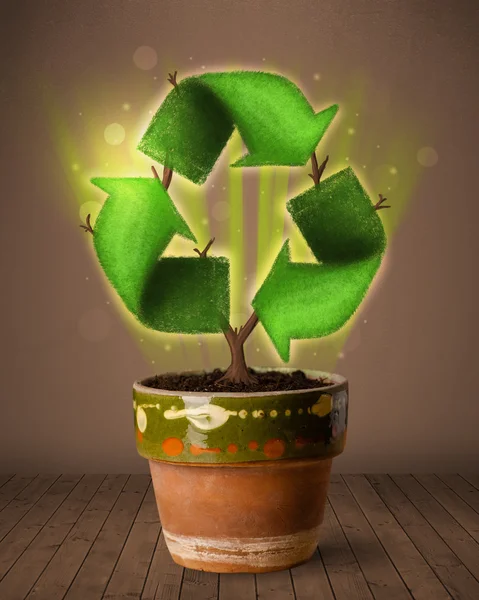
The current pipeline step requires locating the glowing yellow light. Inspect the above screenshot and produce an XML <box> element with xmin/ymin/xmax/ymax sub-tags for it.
<box><xmin>348</xmin><ymin>128</ymin><xmax>355</xmax><ymax>135</ymax></box>
<box><xmin>389</xmin><ymin>166</ymin><xmax>398</xmax><ymax>175</ymax></box>
<box><xmin>104</xmin><ymin>123</ymin><xmax>125</xmax><ymax>145</ymax></box>
<box><xmin>164</xmin><ymin>344</ymin><xmax>172</xmax><ymax>351</ymax></box>
<box><xmin>122</xmin><ymin>103</ymin><xmax>131</xmax><ymax>111</ymax></box>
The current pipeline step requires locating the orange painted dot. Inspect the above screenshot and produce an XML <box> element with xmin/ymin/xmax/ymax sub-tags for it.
<box><xmin>136</xmin><ymin>429</ymin><xmax>143</xmax><ymax>443</ymax></box>
<box><xmin>227</xmin><ymin>443</ymin><xmax>238</xmax><ymax>454</ymax></box>
<box><xmin>295</xmin><ymin>436</ymin><xmax>306</xmax><ymax>449</ymax></box>
<box><xmin>162</xmin><ymin>437</ymin><xmax>184</xmax><ymax>456</ymax></box>
<box><xmin>263</xmin><ymin>438</ymin><xmax>286</xmax><ymax>459</ymax></box>
<box><xmin>248</xmin><ymin>440</ymin><xmax>259</xmax><ymax>451</ymax></box>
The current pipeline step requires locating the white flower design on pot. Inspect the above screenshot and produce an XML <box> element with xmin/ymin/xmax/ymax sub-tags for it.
<box><xmin>164</xmin><ymin>404</ymin><xmax>238</xmax><ymax>431</ymax></box>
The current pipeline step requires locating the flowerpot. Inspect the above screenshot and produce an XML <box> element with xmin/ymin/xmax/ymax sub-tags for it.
<box><xmin>133</xmin><ymin>367</ymin><xmax>348</xmax><ymax>573</ymax></box>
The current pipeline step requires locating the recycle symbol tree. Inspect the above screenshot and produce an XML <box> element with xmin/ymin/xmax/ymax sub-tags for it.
<box><xmin>85</xmin><ymin>71</ymin><xmax>389</xmax><ymax>385</ymax></box>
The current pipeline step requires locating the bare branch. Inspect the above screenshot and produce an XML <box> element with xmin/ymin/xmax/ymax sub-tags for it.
<box><xmin>237</xmin><ymin>312</ymin><xmax>259</xmax><ymax>346</ymax></box>
<box><xmin>167</xmin><ymin>70</ymin><xmax>178</xmax><ymax>88</ymax></box>
<box><xmin>193</xmin><ymin>237</ymin><xmax>215</xmax><ymax>258</ymax></box>
<box><xmin>152</xmin><ymin>164</ymin><xmax>173</xmax><ymax>191</ymax></box>
<box><xmin>309</xmin><ymin>154</ymin><xmax>329</xmax><ymax>185</ymax></box>
<box><xmin>374</xmin><ymin>193</ymin><xmax>391</xmax><ymax>211</ymax></box>
<box><xmin>80</xmin><ymin>213</ymin><xmax>94</xmax><ymax>235</ymax></box>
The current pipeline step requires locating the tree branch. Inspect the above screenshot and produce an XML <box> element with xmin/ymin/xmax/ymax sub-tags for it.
<box><xmin>193</xmin><ymin>237</ymin><xmax>215</xmax><ymax>257</ymax></box>
<box><xmin>151</xmin><ymin>165</ymin><xmax>173</xmax><ymax>191</ymax></box>
<box><xmin>374</xmin><ymin>193</ymin><xmax>391</xmax><ymax>211</ymax></box>
<box><xmin>167</xmin><ymin>70</ymin><xmax>178</xmax><ymax>88</ymax></box>
<box><xmin>309</xmin><ymin>154</ymin><xmax>329</xmax><ymax>185</ymax></box>
<box><xmin>237</xmin><ymin>312</ymin><xmax>259</xmax><ymax>345</ymax></box>
<box><xmin>79</xmin><ymin>213</ymin><xmax>94</xmax><ymax>235</ymax></box>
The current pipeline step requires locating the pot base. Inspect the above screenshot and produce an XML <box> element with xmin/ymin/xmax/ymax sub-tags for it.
<box><xmin>164</xmin><ymin>526</ymin><xmax>320</xmax><ymax>573</ymax></box>
<box><xmin>150</xmin><ymin>456</ymin><xmax>333</xmax><ymax>573</ymax></box>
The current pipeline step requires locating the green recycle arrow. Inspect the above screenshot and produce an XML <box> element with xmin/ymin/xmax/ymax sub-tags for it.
<box><xmin>91</xmin><ymin>177</ymin><xmax>230</xmax><ymax>333</ymax></box>
<box><xmin>251</xmin><ymin>167</ymin><xmax>387</xmax><ymax>361</ymax></box>
<box><xmin>138</xmin><ymin>71</ymin><xmax>338</xmax><ymax>185</ymax></box>
<box><xmin>89</xmin><ymin>70</ymin><xmax>387</xmax><ymax>355</ymax></box>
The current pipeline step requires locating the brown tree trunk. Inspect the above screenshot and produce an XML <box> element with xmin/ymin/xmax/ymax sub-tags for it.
<box><xmin>217</xmin><ymin>313</ymin><xmax>259</xmax><ymax>385</ymax></box>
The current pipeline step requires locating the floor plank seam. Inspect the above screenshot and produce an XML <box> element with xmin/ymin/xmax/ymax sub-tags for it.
<box><xmin>61</xmin><ymin>474</ymin><xmax>132</xmax><ymax>600</ymax></box>
<box><xmin>22</xmin><ymin>474</ymin><xmax>108</xmax><ymax>600</ymax></box>
<box><xmin>0</xmin><ymin>474</ymin><xmax>62</xmax><ymax>545</ymax></box>
<box><xmin>340</xmin><ymin>474</ymin><xmax>416</xmax><ymax>599</ymax></box>
<box><xmin>392</xmin><ymin>474</ymin><xmax>479</xmax><ymax>586</ymax></box>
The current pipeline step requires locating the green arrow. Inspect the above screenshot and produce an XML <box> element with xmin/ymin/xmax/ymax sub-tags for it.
<box><xmin>138</xmin><ymin>71</ymin><xmax>338</xmax><ymax>185</ymax></box>
<box><xmin>252</xmin><ymin>167</ymin><xmax>386</xmax><ymax>361</ymax></box>
<box><xmin>92</xmin><ymin>177</ymin><xmax>230</xmax><ymax>333</ymax></box>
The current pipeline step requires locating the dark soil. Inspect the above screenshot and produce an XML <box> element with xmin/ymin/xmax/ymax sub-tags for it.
<box><xmin>144</xmin><ymin>368</ymin><xmax>333</xmax><ymax>393</ymax></box>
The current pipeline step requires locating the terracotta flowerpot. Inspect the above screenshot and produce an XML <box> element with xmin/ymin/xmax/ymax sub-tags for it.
<box><xmin>133</xmin><ymin>367</ymin><xmax>348</xmax><ymax>573</ymax></box>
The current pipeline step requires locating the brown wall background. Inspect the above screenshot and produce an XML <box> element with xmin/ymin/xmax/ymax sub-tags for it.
<box><xmin>1</xmin><ymin>0</ymin><xmax>478</xmax><ymax>473</ymax></box>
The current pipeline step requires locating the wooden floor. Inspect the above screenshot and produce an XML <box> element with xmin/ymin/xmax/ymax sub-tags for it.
<box><xmin>0</xmin><ymin>474</ymin><xmax>479</xmax><ymax>600</ymax></box>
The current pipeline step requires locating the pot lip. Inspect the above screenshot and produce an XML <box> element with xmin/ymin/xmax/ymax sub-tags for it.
<box><xmin>133</xmin><ymin>366</ymin><xmax>347</xmax><ymax>398</ymax></box>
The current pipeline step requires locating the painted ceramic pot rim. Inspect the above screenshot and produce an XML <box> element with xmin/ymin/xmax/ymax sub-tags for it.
<box><xmin>134</xmin><ymin>366</ymin><xmax>347</xmax><ymax>398</ymax></box>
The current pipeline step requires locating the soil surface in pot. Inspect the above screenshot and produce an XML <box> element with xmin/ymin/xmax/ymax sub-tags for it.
<box><xmin>147</xmin><ymin>368</ymin><xmax>332</xmax><ymax>393</ymax></box>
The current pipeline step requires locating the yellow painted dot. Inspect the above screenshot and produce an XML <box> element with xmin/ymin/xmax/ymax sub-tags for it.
<box><xmin>252</xmin><ymin>410</ymin><xmax>265</xmax><ymax>419</ymax></box>
<box><xmin>122</xmin><ymin>103</ymin><xmax>131</xmax><ymax>111</ymax></box>
<box><xmin>270</xmin><ymin>410</ymin><xmax>278</xmax><ymax>418</ymax></box>
<box><xmin>348</xmin><ymin>128</ymin><xmax>355</xmax><ymax>135</ymax></box>
<box><xmin>311</xmin><ymin>394</ymin><xmax>333</xmax><ymax>417</ymax></box>
<box><xmin>239</xmin><ymin>410</ymin><xmax>247</xmax><ymax>419</ymax></box>
<box><xmin>164</xmin><ymin>344</ymin><xmax>171</xmax><ymax>351</ymax></box>
<box><xmin>72</xmin><ymin>163</ymin><xmax>80</xmax><ymax>172</ymax></box>
<box><xmin>285</xmin><ymin>409</ymin><xmax>291</xmax><ymax>416</ymax></box>
<box><xmin>298</xmin><ymin>408</ymin><xmax>304</xmax><ymax>415</ymax></box>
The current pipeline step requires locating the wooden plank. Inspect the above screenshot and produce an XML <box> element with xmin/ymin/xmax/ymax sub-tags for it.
<box><xmin>319</xmin><ymin>502</ymin><xmax>373</xmax><ymax>600</ymax></box>
<box><xmin>63</xmin><ymin>474</ymin><xmax>150</xmax><ymax>600</ymax></box>
<box><xmin>219</xmin><ymin>573</ymin><xmax>256</xmax><ymax>600</ymax></box>
<box><xmin>256</xmin><ymin>569</ymin><xmax>294</xmax><ymax>600</ymax></box>
<box><xmin>0</xmin><ymin>475</ymin><xmax>37</xmax><ymax>512</ymax></box>
<box><xmin>438</xmin><ymin>474</ymin><xmax>479</xmax><ymax>514</ymax></box>
<box><xmin>392</xmin><ymin>475</ymin><xmax>479</xmax><ymax>580</ymax></box>
<box><xmin>343</xmin><ymin>474</ymin><xmax>450</xmax><ymax>600</ymax></box>
<box><xmin>180</xmin><ymin>568</ymin><xmax>218</xmax><ymax>600</ymax></box>
<box><xmin>367</xmin><ymin>474</ymin><xmax>479</xmax><ymax>600</ymax></box>
<box><xmin>328</xmin><ymin>475</ymin><xmax>412</xmax><ymax>599</ymax></box>
<box><xmin>461</xmin><ymin>475</ymin><xmax>479</xmax><ymax>491</ymax></box>
<box><xmin>0</xmin><ymin>474</ymin><xmax>81</xmax><ymax>580</ymax></box>
<box><xmin>0</xmin><ymin>476</ymin><xmax>14</xmax><ymax>489</ymax></box>
<box><xmin>141</xmin><ymin>529</ymin><xmax>184</xmax><ymax>600</ymax></box>
<box><xmin>27</xmin><ymin>474</ymin><xmax>128</xmax><ymax>600</ymax></box>
<box><xmin>0</xmin><ymin>474</ymin><xmax>104</xmax><ymax>600</ymax></box>
<box><xmin>0</xmin><ymin>475</ymin><xmax>59</xmax><ymax>542</ymax></box>
<box><xmin>102</xmin><ymin>483</ymin><xmax>160</xmax><ymax>600</ymax></box>
<box><xmin>415</xmin><ymin>474</ymin><xmax>479</xmax><ymax>543</ymax></box>
<box><xmin>290</xmin><ymin>548</ymin><xmax>335</xmax><ymax>600</ymax></box>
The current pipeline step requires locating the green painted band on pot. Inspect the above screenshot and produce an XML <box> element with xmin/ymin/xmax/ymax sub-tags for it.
<box><xmin>133</xmin><ymin>367</ymin><xmax>348</xmax><ymax>464</ymax></box>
